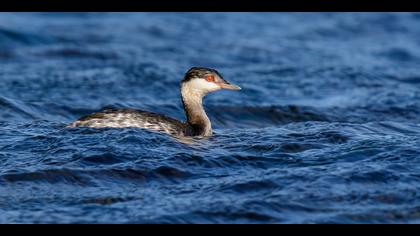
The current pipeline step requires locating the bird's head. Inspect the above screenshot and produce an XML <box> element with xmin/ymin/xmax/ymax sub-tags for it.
<box><xmin>181</xmin><ymin>67</ymin><xmax>241</xmax><ymax>97</ymax></box>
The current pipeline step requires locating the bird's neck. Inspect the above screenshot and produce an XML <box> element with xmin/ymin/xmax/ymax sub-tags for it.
<box><xmin>181</xmin><ymin>84</ymin><xmax>212</xmax><ymax>136</ymax></box>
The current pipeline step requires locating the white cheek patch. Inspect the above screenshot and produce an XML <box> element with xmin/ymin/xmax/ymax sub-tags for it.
<box><xmin>188</xmin><ymin>79</ymin><xmax>220</xmax><ymax>93</ymax></box>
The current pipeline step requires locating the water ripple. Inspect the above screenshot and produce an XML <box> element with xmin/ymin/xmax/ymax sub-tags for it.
<box><xmin>1</xmin><ymin>12</ymin><xmax>420</xmax><ymax>223</ymax></box>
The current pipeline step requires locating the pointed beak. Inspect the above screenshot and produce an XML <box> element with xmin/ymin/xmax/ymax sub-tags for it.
<box><xmin>219</xmin><ymin>82</ymin><xmax>241</xmax><ymax>90</ymax></box>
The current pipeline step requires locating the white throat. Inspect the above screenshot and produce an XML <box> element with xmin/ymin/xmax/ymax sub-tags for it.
<box><xmin>180</xmin><ymin>81</ymin><xmax>213</xmax><ymax>136</ymax></box>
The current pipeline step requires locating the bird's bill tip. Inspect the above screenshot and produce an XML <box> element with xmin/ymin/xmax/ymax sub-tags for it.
<box><xmin>220</xmin><ymin>83</ymin><xmax>241</xmax><ymax>90</ymax></box>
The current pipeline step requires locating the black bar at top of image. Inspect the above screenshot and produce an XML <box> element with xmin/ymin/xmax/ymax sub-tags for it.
<box><xmin>2</xmin><ymin>0</ymin><xmax>420</xmax><ymax>12</ymax></box>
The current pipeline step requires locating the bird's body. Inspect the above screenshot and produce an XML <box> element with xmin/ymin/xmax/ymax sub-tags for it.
<box><xmin>68</xmin><ymin>67</ymin><xmax>241</xmax><ymax>137</ymax></box>
<box><xmin>68</xmin><ymin>108</ymin><xmax>193</xmax><ymax>136</ymax></box>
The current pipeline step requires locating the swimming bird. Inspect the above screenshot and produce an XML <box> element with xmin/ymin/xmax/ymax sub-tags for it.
<box><xmin>67</xmin><ymin>67</ymin><xmax>241</xmax><ymax>137</ymax></box>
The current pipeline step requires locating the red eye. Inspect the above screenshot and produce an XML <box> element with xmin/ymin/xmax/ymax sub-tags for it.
<box><xmin>206</xmin><ymin>75</ymin><xmax>215</xmax><ymax>82</ymax></box>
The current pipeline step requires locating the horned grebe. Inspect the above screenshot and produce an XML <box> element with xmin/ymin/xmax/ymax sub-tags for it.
<box><xmin>67</xmin><ymin>67</ymin><xmax>241</xmax><ymax>137</ymax></box>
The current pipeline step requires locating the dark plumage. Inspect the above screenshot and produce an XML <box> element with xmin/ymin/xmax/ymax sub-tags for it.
<box><xmin>72</xmin><ymin>108</ymin><xmax>193</xmax><ymax>136</ymax></box>
<box><xmin>181</xmin><ymin>67</ymin><xmax>237</xmax><ymax>90</ymax></box>
<box><xmin>182</xmin><ymin>67</ymin><xmax>225</xmax><ymax>83</ymax></box>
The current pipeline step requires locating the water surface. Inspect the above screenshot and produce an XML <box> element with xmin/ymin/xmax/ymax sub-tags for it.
<box><xmin>1</xmin><ymin>13</ymin><xmax>420</xmax><ymax>223</ymax></box>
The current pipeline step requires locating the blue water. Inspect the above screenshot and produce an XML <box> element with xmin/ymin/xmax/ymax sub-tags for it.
<box><xmin>1</xmin><ymin>13</ymin><xmax>420</xmax><ymax>223</ymax></box>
